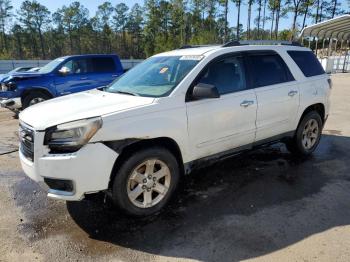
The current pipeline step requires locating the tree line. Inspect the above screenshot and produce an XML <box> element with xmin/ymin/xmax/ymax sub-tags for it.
<box><xmin>0</xmin><ymin>0</ymin><xmax>347</xmax><ymax>60</ymax></box>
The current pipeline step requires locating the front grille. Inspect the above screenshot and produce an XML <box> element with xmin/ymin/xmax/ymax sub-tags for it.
<box><xmin>19</xmin><ymin>123</ymin><xmax>34</xmax><ymax>161</ymax></box>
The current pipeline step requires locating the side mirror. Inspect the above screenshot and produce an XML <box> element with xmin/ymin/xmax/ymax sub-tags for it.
<box><xmin>192</xmin><ymin>83</ymin><xmax>220</xmax><ymax>100</ymax></box>
<box><xmin>58</xmin><ymin>66</ymin><xmax>71</xmax><ymax>76</ymax></box>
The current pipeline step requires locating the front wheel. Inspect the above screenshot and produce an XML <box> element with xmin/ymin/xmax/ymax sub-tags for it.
<box><xmin>22</xmin><ymin>91</ymin><xmax>51</xmax><ymax>109</ymax></box>
<box><xmin>111</xmin><ymin>147</ymin><xmax>180</xmax><ymax>216</ymax></box>
<box><xmin>286</xmin><ymin>111</ymin><xmax>323</xmax><ymax>157</ymax></box>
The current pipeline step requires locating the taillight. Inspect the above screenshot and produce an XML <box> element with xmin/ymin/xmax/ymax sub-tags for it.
<box><xmin>327</xmin><ymin>78</ymin><xmax>332</xmax><ymax>89</ymax></box>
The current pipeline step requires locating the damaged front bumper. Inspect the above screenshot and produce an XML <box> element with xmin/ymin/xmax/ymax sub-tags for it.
<box><xmin>0</xmin><ymin>97</ymin><xmax>22</xmax><ymax>110</ymax></box>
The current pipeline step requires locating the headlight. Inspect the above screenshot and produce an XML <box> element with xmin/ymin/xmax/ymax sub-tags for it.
<box><xmin>1</xmin><ymin>81</ymin><xmax>16</xmax><ymax>91</ymax></box>
<box><xmin>44</xmin><ymin>117</ymin><xmax>102</xmax><ymax>153</ymax></box>
<box><xmin>1</xmin><ymin>83</ymin><xmax>8</xmax><ymax>91</ymax></box>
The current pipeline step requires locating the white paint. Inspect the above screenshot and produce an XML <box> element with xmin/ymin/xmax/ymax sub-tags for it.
<box><xmin>19</xmin><ymin>44</ymin><xmax>331</xmax><ymax>201</ymax></box>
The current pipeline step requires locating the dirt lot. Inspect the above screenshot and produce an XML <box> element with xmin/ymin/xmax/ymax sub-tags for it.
<box><xmin>1</xmin><ymin>74</ymin><xmax>350</xmax><ymax>262</ymax></box>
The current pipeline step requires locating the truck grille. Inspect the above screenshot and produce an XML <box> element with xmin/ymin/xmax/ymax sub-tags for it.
<box><xmin>19</xmin><ymin>123</ymin><xmax>34</xmax><ymax>162</ymax></box>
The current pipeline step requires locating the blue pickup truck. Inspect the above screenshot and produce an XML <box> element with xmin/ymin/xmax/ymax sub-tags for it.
<box><xmin>0</xmin><ymin>54</ymin><xmax>124</xmax><ymax>111</ymax></box>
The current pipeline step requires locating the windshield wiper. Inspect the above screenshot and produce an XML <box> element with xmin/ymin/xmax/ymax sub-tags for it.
<box><xmin>114</xmin><ymin>90</ymin><xmax>139</xmax><ymax>96</ymax></box>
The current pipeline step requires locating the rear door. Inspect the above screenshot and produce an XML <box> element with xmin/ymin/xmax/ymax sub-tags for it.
<box><xmin>88</xmin><ymin>57</ymin><xmax>121</xmax><ymax>87</ymax></box>
<box><xmin>246</xmin><ymin>51</ymin><xmax>300</xmax><ymax>142</ymax></box>
<box><xmin>186</xmin><ymin>53</ymin><xmax>257</xmax><ymax>159</ymax></box>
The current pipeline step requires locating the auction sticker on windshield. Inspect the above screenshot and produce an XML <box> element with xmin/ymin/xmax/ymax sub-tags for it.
<box><xmin>180</xmin><ymin>55</ymin><xmax>204</xmax><ymax>61</ymax></box>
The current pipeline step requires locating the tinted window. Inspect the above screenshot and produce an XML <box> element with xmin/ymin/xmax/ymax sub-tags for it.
<box><xmin>197</xmin><ymin>56</ymin><xmax>246</xmax><ymax>95</ymax></box>
<box><xmin>91</xmin><ymin>57</ymin><xmax>116</xmax><ymax>73</ymax></box>
<box><xmin>287</xmin><ymin>51</ymin><xmax>325</xmax><ymax>77</ymax></box>
<box><xmin>249</xmin><ymin>54</ymin><xmax>294</xmax><ymax>87</ymax></box>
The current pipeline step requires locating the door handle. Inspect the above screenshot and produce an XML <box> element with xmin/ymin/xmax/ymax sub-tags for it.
<box><xmin>80</xmin><ymin>77</ymin><xmax>88</xmax><ymax>80</ymax></box>
<box><xmin>288</xmin><ymin>90</ymin><xmax>298</xmax><ymax>97</ymax></box>
<box><xmin>240</xmin><ymin>100</ymin><xmax>254</xmax><ymax>107</ymax></box>
<box><xmin>112</xmin><ymin>74</ymin><xmax>119</xmax><ymax>77</ymax></box>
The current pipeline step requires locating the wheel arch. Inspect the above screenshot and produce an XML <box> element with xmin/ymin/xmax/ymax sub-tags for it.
<box><xmin>21</xmin><ymin>87</ymin><xmax>54</xmax><ymax>103</ymax></box>
<box><xmin>299</xmin><ymin>103</ymin><xmax>325</xmax><ymax>124</ymax></box>
<box><xmin>105</xmin><ymin>137</ymin><xmax>184</xmax><ymax>189</ymax></box>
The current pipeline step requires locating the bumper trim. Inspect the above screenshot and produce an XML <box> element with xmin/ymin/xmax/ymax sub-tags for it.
<box><xmin>0</xmin><ymin>97</ymin><xmax>22</xmax><ymax>109</ymax></box>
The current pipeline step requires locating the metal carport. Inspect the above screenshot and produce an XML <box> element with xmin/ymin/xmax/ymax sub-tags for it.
<box><xmin>300</xmin><ymin>15</ymin><xmax>350</xmax><ymax>73</ymax></box>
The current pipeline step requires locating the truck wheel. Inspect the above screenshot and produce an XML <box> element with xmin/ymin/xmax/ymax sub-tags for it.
<box><xmin>286</xmin><ymin>111</ymin><xmax>322</xmax><ymax>157</ymax></box>
<box><xmin>22</xmin><ymin>91</ymin><xmax>51</xmax><ymax>109</ymax></box>
<box><xmin>111</xmin><ymin>147</ymin><xmax>180</xmax><ymax>216</ymax></box>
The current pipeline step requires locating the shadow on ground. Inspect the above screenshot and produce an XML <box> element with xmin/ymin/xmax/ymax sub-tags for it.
<box><xmin>8</xmin><ymin>133</ymin><xmax>350</xmax><ymax>261</ymax></box>
<box><xmin>62</xmin><ymin>134</ymin><xmax>350</xmax><ymax>261</ymax></box>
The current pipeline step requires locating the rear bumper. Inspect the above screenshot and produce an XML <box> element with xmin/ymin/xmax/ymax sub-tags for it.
<box><xmin>0</xmin><ymin>97</ymin><xmax>22</xmax><ymax>109</ymax></box>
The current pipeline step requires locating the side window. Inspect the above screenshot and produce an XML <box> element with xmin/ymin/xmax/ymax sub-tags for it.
<box><xmin>197</xmin><ymin>56</ymin><xmax>246</xmax><ymax>95</ymax></box>
<box><xmin>287</xmin><ymin>50</ymin><xmax>325</xmax><ymax>77</ymax></box>
<box><xmin>61</xmin><ymin>59</ymin><xmax>90</xmax><ymax>74</ymax></box>
<box><xmin>91</xmin><ymin>57</ymin><xmax>116</xmax><ymax>73</ymax></box>
<box><xmin>249</xmin><ymin>54</ymin><xmax>294</xmax><ymax>87</ymax></box>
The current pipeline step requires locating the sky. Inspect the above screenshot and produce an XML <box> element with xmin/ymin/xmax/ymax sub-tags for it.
<box><xmin>10</xmin><ymin>0</ymin><xmax>350</xmax><ymax>32</ymax></box>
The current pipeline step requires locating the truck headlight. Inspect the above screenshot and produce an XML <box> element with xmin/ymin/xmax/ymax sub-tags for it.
<box><xmin>1</xmin><ymin>81</ymin><xmax>16</xmax><ymax>91</ymax></box>
<box><xmin>44</xmin><ymin>117</ymin><xmax>102</xmax><ymax>153</ymax></box>
<box><xmin>1</xmin><ymin>83</ymin><xmax>8</xmax><ymax>91</ymax></box>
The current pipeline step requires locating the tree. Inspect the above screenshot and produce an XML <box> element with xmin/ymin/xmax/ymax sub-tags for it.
<box><xmin>0</xmin><ymin>0</ymin><xmax>13</xmax><ymax>53</ymax></box>
<box><xmin>232</xmin><ymin>0</ymin><xmax>243</xmax><ymax>40</ymax></box>
<box><xmin>219</xmin><ymin>0</ymin><xmax>229</xmax><ymax>42</ymax></box>
<box><xmin>290</xmin><ymin>0</ymin><xmax>303</xmax><ymax>39</ymax></box>
<box><xmin>301</xmin><ymin>0</ymin><xmax>314</xmax><ymax>28</ymax></box>
<box><xmin>256</xmin><ymin>0</ymin><xmax>263</xmax><ymax>38</ymax></box>
<box><xmin>94</xmin><ymin>2</ymin><xmax>114</xmax><ymax>53</ymax></box>
<box><xmin>113</xmin><ymin>3</ymin><xmax>129</xmax><ymax>54</ymax></box>
<box><xmin>54</xmin><ymin>2</ymin><xmax>89</xmax><ymax>54</ymax></box>
<box><xmin>18</xmin><ymin>0</ymin><xmax>50</xmax><ymax>59</ymax></box>
<box><xmin>246</xmin><ymin>0</ymin><xmax>255</xmax><ymax>39</ymax></box>
<box><xmin>126</xmin><ymin>3</ymin><xmax>144</xmax><ymax>58</ymax></box>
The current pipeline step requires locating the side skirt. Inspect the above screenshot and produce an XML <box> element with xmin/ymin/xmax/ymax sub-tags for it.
<box><xmin>184</xmin><ymin>131</ymin><xmax>295</xmax><ymax>175</ymax></box>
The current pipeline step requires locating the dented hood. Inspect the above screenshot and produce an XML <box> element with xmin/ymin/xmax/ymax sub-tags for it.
<box><xmin>1</xmin><ymin>72</ymin><xmax>44</xmax><ymax>82</ymax></box>
<box><xmin>19</xmin><ymin>89</ymin><xmax>155</xmax><ymax>130</ymax></box>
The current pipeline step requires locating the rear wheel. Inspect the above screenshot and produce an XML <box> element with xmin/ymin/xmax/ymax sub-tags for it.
<box><xmin>111</xmin><ymin>147</ymin><xmax>180</xmax><ymax>216</ymax></box>
<box><xmin>286</xmin><ymin>111</ymin><xmax>322</xmax><ymax>156</ymax></box>
<box><xmin>22</xmin><ymin>91</ymin><xmax>51</xmax><ymax>109</ymax></box>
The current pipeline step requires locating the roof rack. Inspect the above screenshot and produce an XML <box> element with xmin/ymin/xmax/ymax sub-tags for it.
<box><xmin>222</xmin><ymin>40</ymin><xmax>302</xmax><ymax>47</ymax></box>
<box><xmin>178</xmin><ymin>44</ymin><xmax>217</xmax><ymax>49</ymax></box>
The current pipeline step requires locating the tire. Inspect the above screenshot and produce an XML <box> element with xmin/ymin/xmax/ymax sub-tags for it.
<box><xmin>22</xmin><ymin>91</ymin><xmax>51</xmax><ymax>109</ymax></box>
<box><xmin>286</xmin><ymin>111</ymin><xmax>323</xmax><ymax>157</ymax></box>
<box><xmin>111</xmin><ymin>147</ymin><xmax>180</xmax><ymax>216</ymax></box>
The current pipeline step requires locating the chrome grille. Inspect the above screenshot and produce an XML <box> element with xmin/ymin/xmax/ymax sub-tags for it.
<box><xmin>19</xmin><ymin>123</ymin><xmax>34</xmax><ymax>161</ymax></box>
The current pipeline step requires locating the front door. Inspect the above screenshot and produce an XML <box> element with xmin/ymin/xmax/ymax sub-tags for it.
<box><xmin>186</xmin><ymin>54</ymin><xmax>257</xmax><ymax>160</ymax></box>
<box><xmin>54</xmin><ymin>57</ymin><xmax>96</xmax><ymax>96</ymax></box>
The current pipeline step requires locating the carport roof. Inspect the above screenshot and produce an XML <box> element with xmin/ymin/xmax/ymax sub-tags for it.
<box><xmin>300</xmin><ymin>15</ymin><xmax>350</xmax><ymax>41</ymax></box>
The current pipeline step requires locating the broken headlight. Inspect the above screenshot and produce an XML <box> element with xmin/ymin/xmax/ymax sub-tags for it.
<box><xmin>1</xmin><ymin>81</ymin><xmax>16</xmax><ymax>91</ymax></box>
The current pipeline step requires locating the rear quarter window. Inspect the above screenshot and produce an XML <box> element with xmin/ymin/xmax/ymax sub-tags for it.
<box><xmin>287</xmin><ymin>51</ymin><xmax>325</xmax><ymax>77</ymax></box>
<box><xmin>90</xmin><ymin>57</ymin><xmax>116</xmax><ymax>73</ymax></box>
<box><xmin>248</xmin><ymin>53</ymin><xmax>294</xmax><ymax>88</ymax></box>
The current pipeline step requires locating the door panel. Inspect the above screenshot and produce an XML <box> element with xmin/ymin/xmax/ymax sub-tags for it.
<box><xmin>54</xmin><ymin>58</ymin><xmax>95</xmax><ymax>95</ymax></box>
<box><xmin>186</xmin><ymin>54</ymin><xmax>257</xmax><ymax>160</ymax></box>
<box><xmin>246</xmin><ymin>51</ymin><xmax>300</xmax><ymax>142</ymax></box>
<box><xmin>186</xmin><ymin>90</ymin><xmax>257</xmax><ymax>159</ymax></box>
<box><xmin>254</xmin><ymin>82</ymin><xmax>300</xmax><ymax>141</ymax></box>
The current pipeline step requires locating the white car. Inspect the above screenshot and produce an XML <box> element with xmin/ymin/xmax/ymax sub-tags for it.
<box><xmin>19</xmin><ymin>41</ymin><xmax>331</xmax><ymax>216</ymax></box>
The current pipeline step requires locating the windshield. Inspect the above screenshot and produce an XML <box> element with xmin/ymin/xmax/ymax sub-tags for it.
<box><xmin>105</xmin><ymin>56</ymin><xmax>201</xmax><ymax>97</ymax></box>
<box><xmin>38</xmin><ymin>57</ymin><xmax>65</xmax><ymax>73</ymax></box>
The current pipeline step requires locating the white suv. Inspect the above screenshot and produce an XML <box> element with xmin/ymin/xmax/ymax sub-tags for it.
<box><xmin>19</xmin><ymin>41</ymin><xmax>331</xmax><ymax>216</ymax></box>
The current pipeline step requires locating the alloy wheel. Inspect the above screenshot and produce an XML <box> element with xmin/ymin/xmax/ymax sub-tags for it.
<box><xmin>127</xmin><ymin>159</ymin><xmax>171</xmax><ymax>208</ymax></box>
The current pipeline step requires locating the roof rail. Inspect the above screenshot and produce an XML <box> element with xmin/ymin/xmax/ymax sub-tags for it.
<box><xmin>178</xmin><ymin>44</ymin><xmax>217</xmax><ymax>49</ymax></box>
<box><xmin>222</xmin><ymin>40</ymin><xmax>302</xmax><ymax>47</ymax></box>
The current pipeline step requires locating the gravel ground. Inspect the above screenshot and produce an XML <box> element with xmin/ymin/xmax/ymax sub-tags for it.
<box><xmin>1</xmin><ymin>74</ymin><xmax>350</xmax><ymax>262</ymax></box>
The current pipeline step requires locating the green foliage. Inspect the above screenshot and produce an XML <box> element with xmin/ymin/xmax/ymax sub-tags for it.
<box><xmin>1</xmin><ymin>0</ymin><xmax>347</xmax><ymax>60</ymax></box>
